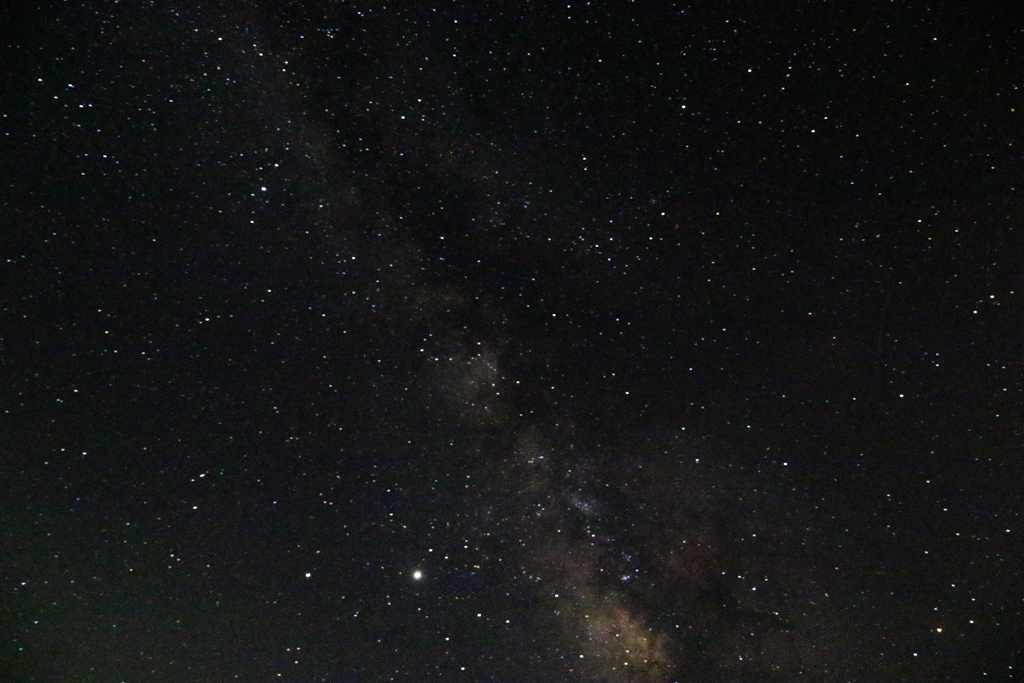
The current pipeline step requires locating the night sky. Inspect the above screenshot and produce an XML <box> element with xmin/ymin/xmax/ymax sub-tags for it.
<box><xmin>2</xmin><ymin>2</ymin><xmax>1023</xmax><ymax>681</ymax></box>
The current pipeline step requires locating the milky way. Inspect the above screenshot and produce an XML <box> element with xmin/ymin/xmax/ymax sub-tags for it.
<box><xmin>4</xmin><ymin>2</ymin><xmax>1020</xmax><ymax>681</ymax></box>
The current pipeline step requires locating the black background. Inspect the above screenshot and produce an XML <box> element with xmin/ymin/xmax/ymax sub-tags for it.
<box><xmin>2</xmin><ymin>2</ymin><xmax>1022</xmax><ymax>681</ymax></box>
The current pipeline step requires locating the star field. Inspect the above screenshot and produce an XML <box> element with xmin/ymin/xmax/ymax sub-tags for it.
<box><xmin>2</xmin><ymin>2</ymin><xmax>1022</xmax><ymax>681</ymax></box>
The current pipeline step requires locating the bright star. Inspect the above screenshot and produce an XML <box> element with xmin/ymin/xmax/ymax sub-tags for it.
<box><xmin>412</xmin><ymin>570</ymin><xmax>423</xmax><ymax>580</ymax></box>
